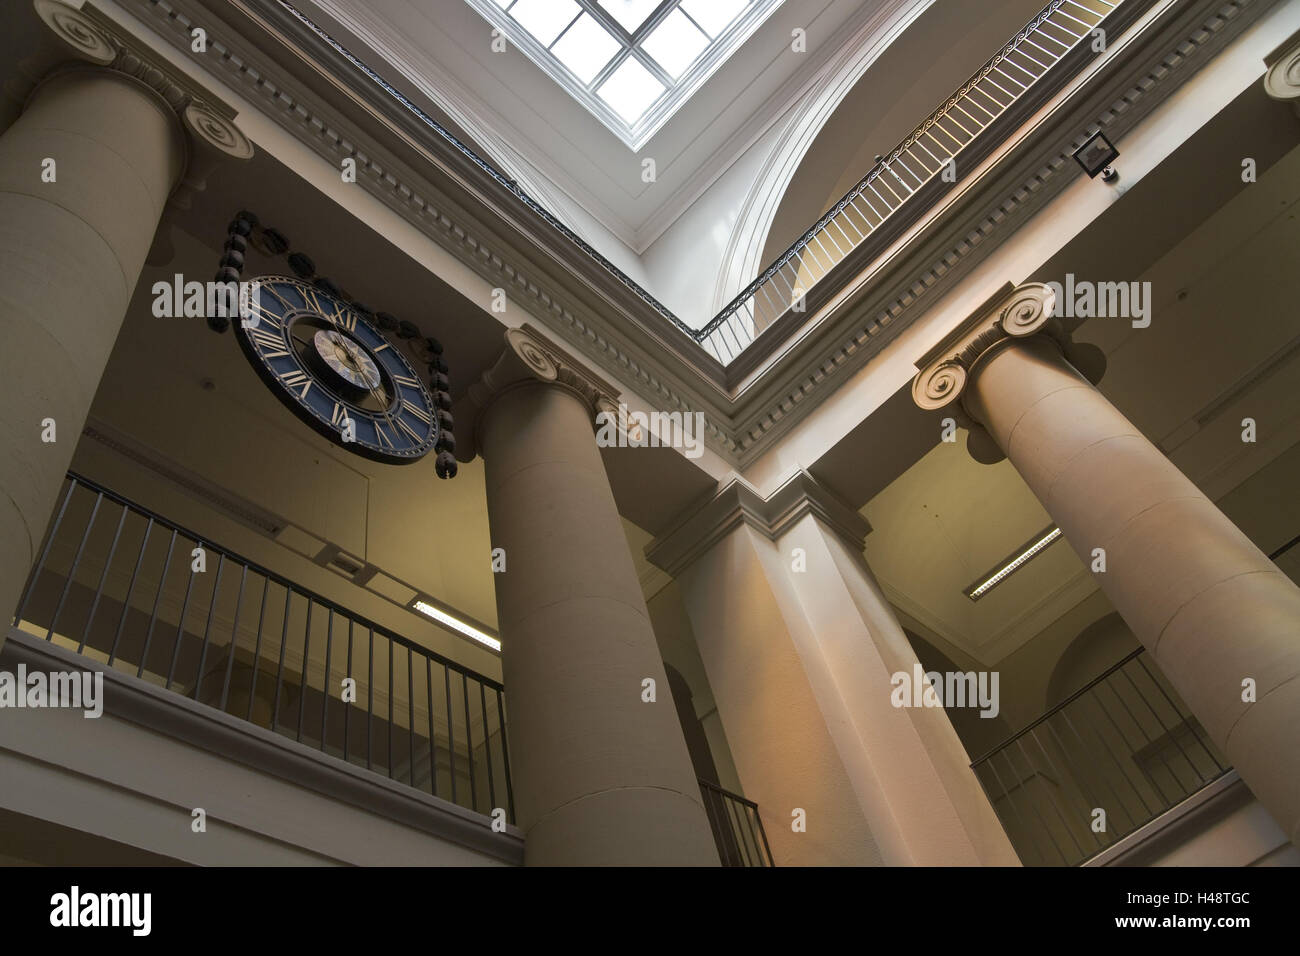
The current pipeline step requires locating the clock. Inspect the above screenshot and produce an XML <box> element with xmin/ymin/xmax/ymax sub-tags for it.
<box><xmin>234</xmin><ymin>275</ymin><xmax>439</xmax><ymax>464</ymax></box>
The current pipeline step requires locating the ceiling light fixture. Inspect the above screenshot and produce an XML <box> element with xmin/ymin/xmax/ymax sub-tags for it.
<box><xmin>964</xmin><ymin>525</ymin><xmax>1063</xmax><ymax>602</ymax></box>
<box><xmin>412</xmin><ymin>599</ymin><xmax>502</xmax><ymax>652</ymax></box>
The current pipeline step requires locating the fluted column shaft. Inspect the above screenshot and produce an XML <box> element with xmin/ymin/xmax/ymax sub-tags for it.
<box><xmin>0</xmin><ymin>65</ymin><xmax>185</xmax><ymax>632</ymax></box>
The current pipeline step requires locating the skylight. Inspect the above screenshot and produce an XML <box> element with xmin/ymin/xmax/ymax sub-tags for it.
<box><xmin>466</xmin><ymin>0</ymin><xmax>785</xmax><ymax>149</ymax></box>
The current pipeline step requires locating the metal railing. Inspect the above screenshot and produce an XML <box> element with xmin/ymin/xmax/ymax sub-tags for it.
<box><xmin>699</xmin><ymin>778</ymin><xmax>774</xmax><ymax>867</ymax></box>
<box><xmin>970</xmin><ymin>649</ymin><xmax>1229</xmax><ymax>866</ymax></box>
<box><xmin>278</xmin><ymin>0</ymin><xmax>1130</xmax><ymax>366</ymax></box>
<box><xmin>697</xmin><ymin>0</ymin><xmax>1123</xmax><ymax>362</ymax></box>
<box><xmin>12</xmin><ymin>473</ymin><xmax>514</xmax><ymax>823</ymax></box>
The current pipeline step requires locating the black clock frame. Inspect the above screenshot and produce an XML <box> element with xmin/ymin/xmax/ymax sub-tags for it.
<box><xmin>232</xmin><ymin>275</ymin><xmax>440</xmax><ymax>465</ymax></box>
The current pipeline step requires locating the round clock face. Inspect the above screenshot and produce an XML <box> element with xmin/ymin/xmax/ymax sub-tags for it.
<box><xmin>234</xmin><ymin>276</ymin><xmax>438</xmax><ymax>464</ymax></box>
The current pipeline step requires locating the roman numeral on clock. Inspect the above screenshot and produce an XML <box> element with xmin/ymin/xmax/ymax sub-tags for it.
<box><xmin>332</xmin><ymin>306</ymin><xmax>357</xmax><ymax>332</ymax></box>
<box><xmin>279</xmin><ymin>369</ymin><xmax>312</xmax><ymax>399</ymax></box>
<box><xmin>394</xmin><ymin>415</ymin><xmax>424</xmax><ymax>444</ymax></box>
<box><xmin>250</xmin><ymin>328</ymin><xmax>290</xmax><ymax>358</ymax></box>
<box><xmin>401</xmin><ymin>399</ymin><xmax>432</xmax><ymax>424</ymax></box>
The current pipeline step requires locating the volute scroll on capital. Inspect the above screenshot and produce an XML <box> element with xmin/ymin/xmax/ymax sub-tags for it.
<box><xmin>32</xmin><ymin>0</ymin><xmax>253</xmax><ymax>205</ymax></box>
<box><xmin>911</xmin><ymin>282</ymin><xmax>1106</xmax><ymax>465</ymax></box>
<box><xmin>457</xmin><ymin>325</ymin><xmax>624</xmax><ymax>463</ymax></box>
<box><xmin>911</xmin><ymin>283</ymin><xmax>1060</xmax><ymax>413</ymax></box>
<box><xmin>1263</xmin><ymin>31</ymin><xmax>1300</xmax><ymax>115</ymax></box>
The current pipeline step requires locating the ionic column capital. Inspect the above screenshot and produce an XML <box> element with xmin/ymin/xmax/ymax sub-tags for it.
<box><xmin>1264</xmin><ymin>30</ymin><xmax>1300</xmax><ymax>116</ymax></box>
<box><xmin>911</xmin><ymin>281</ymin><xmax>1106</xmax><ymax>463</ymax></box>
<box><xmin>911</xmin><ymin>282</ymin><xmax>1060</xmax><ymax>413</ymax></box>
<box><xmin>457</xmin><ymin>324</ymin><xmax>622</xmax><ymax>461</ymax></box>
<box><xmin>33</xmin><ymin>0</ymin><xmax>253</xmax><ymax>204</ymax></box>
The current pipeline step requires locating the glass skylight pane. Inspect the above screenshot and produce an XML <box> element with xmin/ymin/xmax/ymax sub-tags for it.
<box><xmin>552</xmin><ymin>14</ymin><xmax>621</xmax><ymax>84</ymax></box>
<box><xmin>680</xmin><ymin>0</ymin><xmax>749</xmax><ymax>38</ymax></box>
<box><xmin>598</xmin><ymin>0</ymin><xmax>661</xmax><ymax>34</ymax></box>
<box><xmin>510</xmin><ymin>0</ymin><xmax>580</xmax><ymax>46</ymax></box>
<box><xmin>642</xmin><ymin>9</ymin><xmax>709</xmax><ymax>78</ymax></box>
<box><xmin>597</xmin><ymin>57</ymin><xmax>665</xmax><ymax>122</ymax></box>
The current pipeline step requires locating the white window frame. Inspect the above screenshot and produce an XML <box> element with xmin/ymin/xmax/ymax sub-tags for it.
<box><xmin>465</xmin><ymin>0</ymin><xmax>785</xmax><ymax>150</ymax></box>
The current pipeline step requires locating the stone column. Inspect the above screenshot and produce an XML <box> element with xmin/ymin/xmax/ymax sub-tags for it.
<box><xmin>913</xmin><ymin>282</ymin><xmax>1300</xmax><ymax>845</ymax></box>
<box><xmin>459</xmin><ymin>326</ymin><xmax>718</xmax><ymax>866</ymax></box>
<box><xmin>1</xmin><ymin>3</ymin><xmax>252</xmax><ymax>642</ymax></box>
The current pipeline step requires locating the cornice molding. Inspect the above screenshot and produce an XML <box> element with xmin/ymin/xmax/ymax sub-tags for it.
<box><xmin>645</xmin><ymin>469</ymin><xmax>870</xmax><ymax>579</ymax></box>
<box><xmin>112</xmin><ymin>0</ymin><xmax>1270</xmax><ymax>469</ymax></box>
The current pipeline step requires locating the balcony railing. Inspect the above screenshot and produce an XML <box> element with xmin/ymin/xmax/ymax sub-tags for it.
<box><xmin>13</xmin><ymin>473</ymin><xmax>514</xmax><ymax>824</ymax></box>
<box><xmin>277</xmin><ymin>0</ymin><xmax>1132</xmax><ymax>366</ymax></box>
<box><xmin>970</xmin><ymin>649</ymin><xmax>1230</xmax><ymax>866</ymax></box>
<box><xmin>699</xmin><ymin>778</ymin><xmax>774</xmax><ymax>867</ymax></box>
<box><xmin>697</xmin><ymin>0</ymin><xmax>1125</xmax><ymax>363</ymax></box>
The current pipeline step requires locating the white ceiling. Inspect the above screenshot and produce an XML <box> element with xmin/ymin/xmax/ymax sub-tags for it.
<box><xmin>303</xmin><ymin>0</ymin><xmax>927</xmax><ymax>253</ymax></box>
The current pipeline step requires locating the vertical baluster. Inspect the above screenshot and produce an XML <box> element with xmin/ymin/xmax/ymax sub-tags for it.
<box><xmin>753</xmin><ymin>804</ymin><xmax>775</xmax><ymax>866</ymax></box>
<box><xmin>136</xmin><ymin>529</ymin><xmax>178</xmax><ymax>679</ymax></box>
<box><xmin>270</xmin><ymin>586</ymin><xmax>292</xmax><ymax>732</ymax></box>
<box><xmin>344</xmin><ymin>620</ymin><xmax>354</xmax><ymax>763</ymax></box>
<box><xmin>495</xmin><ymin>687</ymin><xmax>514</xmax><ymax>823</ymax></box>
<box><xmin>407</xmin><ymin>645</ymin><xmax>415</xmax><ymax>786</ymax></box>
<box><xmin>79</xmin><ymin>501</ymin><xmax>128</xmax><ymax>655</ymax></box>
<box><xmin>461</xmin><ymin>671</ymin><xmax>477</xmax><ymax>811</ymax></box>
<box><xmin>479</xmin><ymin>680</ymin><xmax>496</xmax><ymax>814</ymax></box>
<box><xmin>445</xmin><ymin>664</ymin><xmax>458</xmax><ymax>805</ymax></box>
<box><xmin>48</xmin><ymin>490</ymin><xmax>103</xmax><ymax>643</ymax></box>
<box><xmin>296</xmin><ymin>598</ymin><xmax>313</xmax><ymax>742</ymax></box>
<box><xmin>426</xmin><ymin>656</ymin><xmax>438</xmax><ymax>798</ymax></box>
<box><xmin>245</xmin><ymin>576</ymin><xmax>271</xmax><ymax>722</ymax></box>
<box><xmin>217</xmin><ymin>564</ymin><xmax>248</xmax><ymax>710</ymax></box>
<box><xmin>387</xmin><ymin>637</ymin><xmax>394</xmax><ymax>779</ymax></box>
<box><xmin>165</xmin><ymin>538</ymin><xmax>204</xmax><ymax>689</ymax></box>
<box><xmin>186</xmin><ymin>552</ymin><xmax>227</xmax><ymax>697</ymax></box>
<box><xmin>367</xmin><ymin>625</ymin><xmax>375</xmax><ymax>771</ymax></box>
<box><xmin>725</xmin><ymin>797</ymin><xmax>754</xmax><ymax>866</ymax></box>
<box><xmin>321</xmin><ymin>608</ymin><xmax>333</xmax><ymax>752</ymax></box>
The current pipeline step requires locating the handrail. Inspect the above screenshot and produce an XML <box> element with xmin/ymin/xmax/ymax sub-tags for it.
<box><xmin>700</xmin><ymin>1</ymin><xmax>1115</xmax><ymax>332</ymax></box>
<box><xmin>699</xmin><ymin>778</ymin><xmax>775</xmax><ymax>867</ymax></box>
<box><xmin>272</xmin><ymin>0</ymin><xmax>1132</xmax><ymax>365</ymax></box>
<box><xmin>56</xmin><ymin>471</ymin><xmax>500</xmax><ymax>688</ymax></box>
<box><xmin>972</xmin><ymin>530</ymin><xmax>1298</xmax><ymax>766</ymax></box>
<box><xmin>968</xmin><ymin>647</ymin><xmax>1229</xmax><ymax>866</ymax></box>
<box><xmin>968</xmin><ymin>646</ymin><xmax>1145</xmax><ymax>766</ymax></box>
<box><xmin>13</xmin><ymin>472</ymin><xmax>514</xmax><ymax>821</ymax></box>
